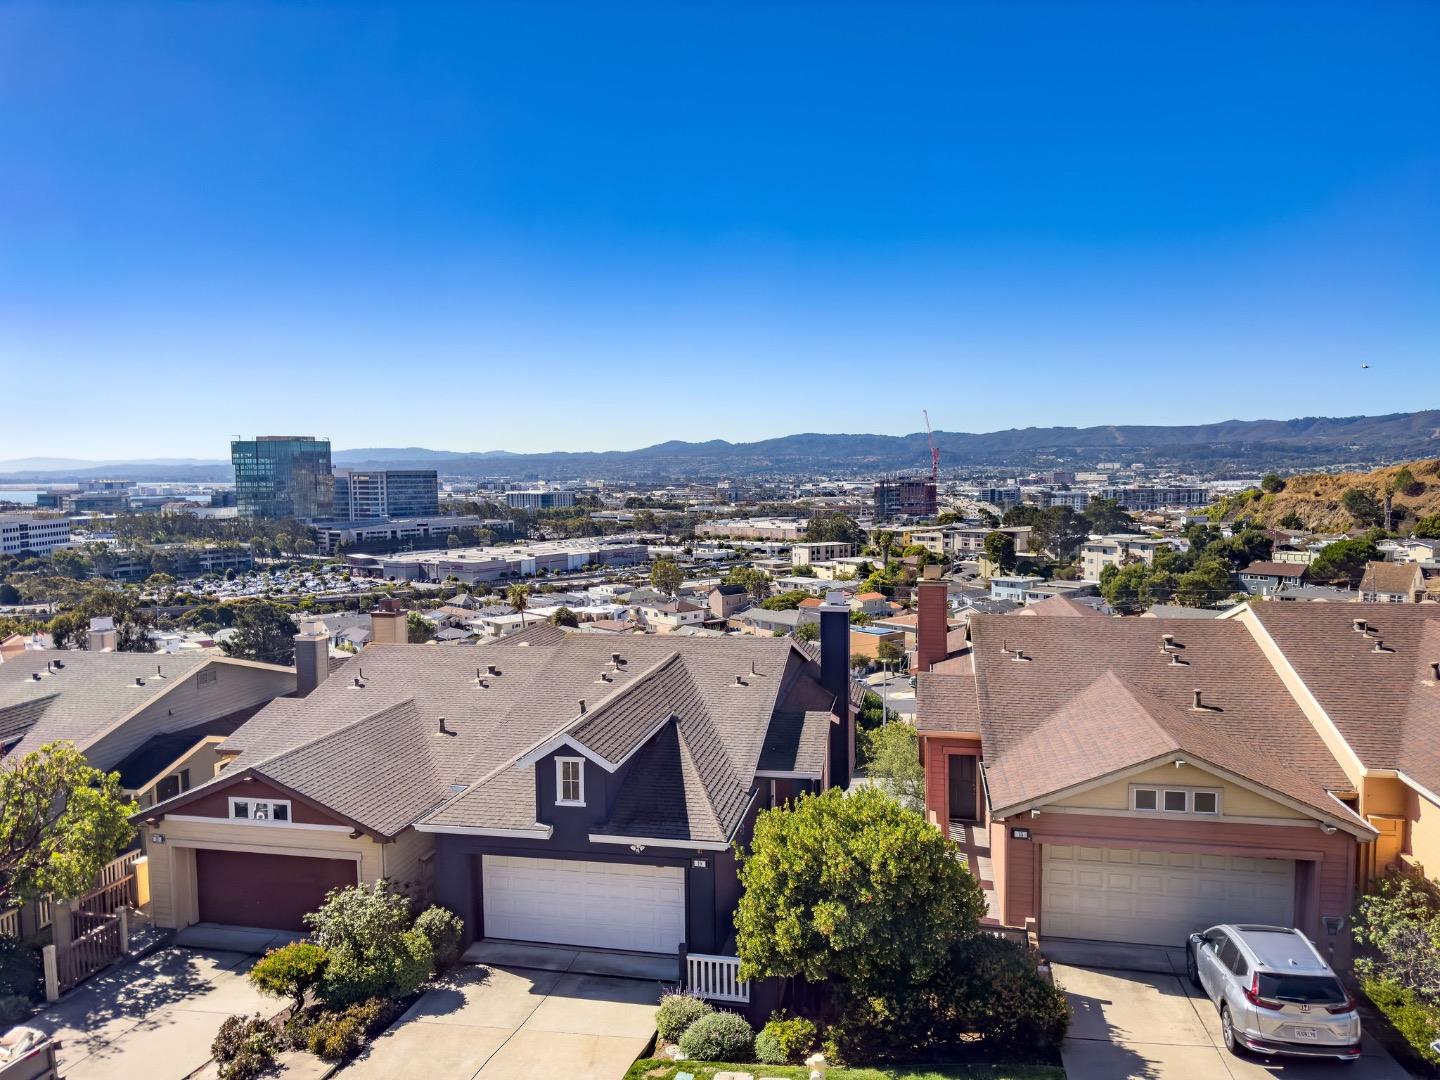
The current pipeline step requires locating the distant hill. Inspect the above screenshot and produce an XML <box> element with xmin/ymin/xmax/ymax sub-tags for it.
<box><xmin>4</xmin><ymin>410</ymin><xmax>1437</xmax><ymax>483</ymax></box>
<box><xmin>332</xmin><ymin>410</ymin><xmax>1440</xmax><ymax>478</ymax></box>
<box><xmin>1213</xmin><ymin>458</ymin><xmax>1440</xmax><ymax>532</ymax></box>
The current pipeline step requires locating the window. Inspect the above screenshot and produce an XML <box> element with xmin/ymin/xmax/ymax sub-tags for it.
<box><xmin>1131</xmin><ymin>784</ymin><xmax>1222</xmax><ymax>816</ymax></box>
<box><xmin>229</xmin><ymin>797</ymin><xmax>291</xmax><ymax>823</ymax></box>
<box><xmin>556</xmin><ymin>758</ymin><xmax>585</xmax><ymax>806</ymax></box>
<box><xmin>197</xmin><ymin>668</ymin><xmax>217</xmax><ymax>688</ymax></box>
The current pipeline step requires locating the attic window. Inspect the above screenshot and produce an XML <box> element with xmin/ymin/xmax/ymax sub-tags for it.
<box><xmin>230</xmin><ymin>797</ymin><xmax>291</xmax><ymax>824</ymax></box>
<box><xmin>556</xmin><ymin>758</ymin><xmax>585</xmax><ymax>807</ymax></box>
<box><xmin>197</xmin><ymin>668</ymin><xmax>218</xmax><ymax>688</ymax></box>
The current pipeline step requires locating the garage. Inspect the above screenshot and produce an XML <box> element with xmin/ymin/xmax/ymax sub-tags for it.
<box><xmin>1041</xmin><ymin>845</ymin><xmax>1295</xmax><ymax>946</ymax></box>
<box><xmin>196</xmin><ymin>849</ymin><xmax>358</xmax><ymax>931</ymax></box>
<box><xmin>482</xmin><ymin>854</ymin><xmax>685</xmax><ymax>954</ymax></box>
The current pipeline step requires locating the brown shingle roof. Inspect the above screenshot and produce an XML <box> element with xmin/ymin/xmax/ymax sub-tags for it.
<box><xmin>1240</xmin><ymin>561</ymin><xmax>1307</xmax><ymax>579</ymax></box>
<box><xmin>1359</xmin><ymin>561</ymin><xmax>1423</xmax><ymax>597</ymax></box>
<box><xmin>916</xmin><ymin>671</ymin><xmax>980</xmax><ymax>732</ymax></box>
<box><xmin>1013</xmin><ymin>595</ymin><xmax>1106</xmax><ymax>618</ymax></box>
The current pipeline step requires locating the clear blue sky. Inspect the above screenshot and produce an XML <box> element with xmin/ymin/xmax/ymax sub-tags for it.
<box><xmin>1</xmin><ymin>1</ymin><xmax>1435</xmax><ymax>460</ymax></box>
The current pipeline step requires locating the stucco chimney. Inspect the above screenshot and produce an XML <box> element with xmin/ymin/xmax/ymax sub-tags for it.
<box><xmin>86</xmin><ymin>616</ymin><xmax>117</xmax><ymax>652</ymax></box>
<box><xmin>370</xmin><ymin>599</ymin><xmax>407</xmax><ymax>646</ymax></box>
<box><xmin>915</xmin><ymin>565</ymin><xmax>948</xmax><ymax>673</ymax></box>
<box><xmin>294</xmin><ymin>617</ymin><xmax>330</xmax><ymax>697</ymax></box>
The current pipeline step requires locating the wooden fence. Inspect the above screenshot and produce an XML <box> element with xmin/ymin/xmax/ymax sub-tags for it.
<box><xmin>0</xmin><ymin>908</ymin><xmax>19</xmax><ymax>939</ymax></box>
<box><xmin>77</xmin><ymin>875</ymin><xmax>137</xmax><ymax>916</ymax></box>
<box><xmin>686</xmin><ymin>952</ymin><xmax>750</xmax><ymax>1004</ymax></box>
<box><xmin>52</xmin><ymin>912</ymin><xmax>123</xmax><ymax>996</ymax></box>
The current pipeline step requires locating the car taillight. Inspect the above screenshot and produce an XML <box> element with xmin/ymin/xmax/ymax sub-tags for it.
<box><xmin>1245</xmin><ymin>974</ymin><xmax>1284</xmax><ymax>1010</ymax></box>
<box><xmin>1327</xmin><ymin>993</ymin><xmax>1358</xmax><ymax>1015</ymax></box>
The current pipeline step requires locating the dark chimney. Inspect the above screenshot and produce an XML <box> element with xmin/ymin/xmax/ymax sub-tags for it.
<box><xmin>294</xmin><ymin>617</ymin><xmax>331</xmax><ymax>698</ymax></box>
<box><xmin>819</xmin><ymin>590</ymin><xmax>853</xmax><ymax>788</ymax></box>
<box><xmin>915</xmin><ymin>564</ymin><xmax>948</xmax><ymax>673</ymax></box>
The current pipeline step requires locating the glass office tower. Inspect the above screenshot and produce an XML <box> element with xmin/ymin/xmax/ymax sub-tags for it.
<box><xmin>231</xmin><ymin>436</ymin><xmax>335</xmax><ymax>520</ymax></box>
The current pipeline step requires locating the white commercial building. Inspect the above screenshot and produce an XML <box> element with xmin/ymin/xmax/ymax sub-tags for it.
<box><xmin>0</xmin><ymin>514</ymin><xmax>74</xmax><ymax>556</ymax></box>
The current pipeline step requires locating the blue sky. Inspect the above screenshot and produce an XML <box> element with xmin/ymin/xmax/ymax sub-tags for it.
<box><xmin>1</xmin><ymin>1</ymin><xmax>1435</xmax><ymax>460</ymax></box>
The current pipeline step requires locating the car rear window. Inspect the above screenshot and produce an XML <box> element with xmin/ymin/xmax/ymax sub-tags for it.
<box><xmin>1255</xmin><ymin>974</ymin><xmax>1347</xmax><ymax>1005</ymax></box>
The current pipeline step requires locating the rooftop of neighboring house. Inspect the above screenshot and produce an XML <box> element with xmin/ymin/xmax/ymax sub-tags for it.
<box><xmin>1359</xmin><ymin>560</ymin><xmax>1424</xmax><ymax>595</ymax></box>
<box><xmin>1013</xmin><ymin>595</ymin><xmax>1107</xmax><ymax>618</ymax></box>
<box><xmin>1240</xmin><ymin>561</ymin><xmax>1308</xmax><ymax>578</ymax></box>
<box><xmin>0</xmin><ymin>651</ymin><xmax>280</xmax><ymax>758</ymax></box>
<box><xmin>150</xmin><ymin>631</ymin><xmax>840</xmax><ymax>846</ymax></box>
<box><xmin>1246</xmin><ymin>604</ymin><xmax>1440</xmax><ymax>792</ymax></box>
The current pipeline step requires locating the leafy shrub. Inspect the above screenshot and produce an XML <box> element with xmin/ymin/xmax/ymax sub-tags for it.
<box><xmin>0</xmin><ymin>940</ymin><xmax>42</xmax><ymax>1001</ymax></box>
<box><xmin>1362</xmin><ymin>977</ymin><xmax>1440</xmax><ymax>1065</ymax></box>
<box><xmin>0</xmin><ymin>994</ymin><xmax>31</xmax><ymax>1027</ymax></box>
<box><xmin>656</xmin><ymin>991</ymin><xmax>712</xmax><ymax>1042</ymax></box>
<box><xmin>249</xmin><ymin>941</ymin><xmax>328</xmax><ymax>1008</ymax></box>
<box><xmin>755</xmin><ymin>1012</ymin><xmax>816</xmax><ymax>1064</ymax></box>
<box><xmin>212</xmin><ymin>1015</ymin><xmax>279</xmax><ymax>1080</ymax></box>
<box><xmin>678</xmin><ymin>1009</ymin><xmax>754</xmax><ymax>1062</ymax></box>
<box><xmin>306</xmin><ymin>883</ymin><xmax>435</xmax><ymax>1006</ymax></box>
<box><xmin>306</xmin><ymin>1010</ymin><xmax>366</xmax><ymax>1061</ymax></box>
<box><xmin>826</xmin><ymin>935</ymin><xmax>1069</xmax><ymax>1064</ymax></box>
<box><xmin>414</xmin><ymin>906</ymin><xmax>465</xmax><ymax>968</ymax></box>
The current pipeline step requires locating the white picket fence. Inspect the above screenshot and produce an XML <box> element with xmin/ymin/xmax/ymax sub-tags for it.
<box><xmin>686</xmin><ymin>952</ymin><xmax>749</xmax><ymax>1004</ymax></box>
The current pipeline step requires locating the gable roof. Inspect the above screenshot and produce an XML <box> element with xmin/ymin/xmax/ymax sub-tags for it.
<box><xmin>1360</xmin><ymin>561</ymin><xmax>1424</xmax><ymax>595</ymax></box>
<box><xmin>1241</xmin><ymin>561</ymin><xmax>1307</xmax><ymax>579</ymax></box>
<box><xmin>982</xmin><ymin>671</ymin><xmax>1368</xmax><ymax>834</ymax></box>
<box><xmin>962</xmin><ymin>614</ymin><xmax>1353</xmax><ymax>808</ymax></box>
<box><xmin>1013</xmin><ymin>595</ymin><xmax>1105</xmax><ymax>618</ymax></box>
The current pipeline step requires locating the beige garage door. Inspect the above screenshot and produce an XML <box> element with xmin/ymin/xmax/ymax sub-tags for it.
<box><xmin>1042</xmin><ymin>845</ymin><xmax>1295</xmax><ymax>946</ymax></box>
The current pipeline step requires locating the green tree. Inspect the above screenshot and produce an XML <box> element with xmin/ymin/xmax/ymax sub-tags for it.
<box><xmin>804</xmin><ymin>512</ymin><xmax>866</xmax><ymax>549</ymax></box>
<box><xmin>48</xmin><ymin>584</ymin><xmax>157</xmax><ymax>652</ymax></box>
<box><xmin>735</xmin><ymin>787</ymin><xmax>986</xmax><ymax>991</ymax></box>
<box><xmin>975</xmin><ymin>508</ymin><xmax>1000</xmax><ymax>529</ymax></box>
<box><xmin>0</xmin><ymin>743</ymin><xmax>136</xmax><ymax>907</ymax></box>
<box><xmin>792</xmin><ymin>621</ymin><xmax>819</xmax><ymax>643</ymax></box>
<box><xmin>1341</xmin><ymin>488</ymin><xmax>1384</xmax><ymax>528</ymax></box>
<box><xmin>1414</xmin><ymin>514</ymin><xmax>1440</xmax><ymax>540</ymax></box>
<box><xmin>722</xmin><ymin>566</ymin><xmax>772</xmax><ymax>600</ymax></box>
<box><xmin>1082</xmin><ymin>497</ymin><xmax>1133</xmax><ymax>534</ymax></box>
<box><xmin>1278</xmin><ymin>511</ymin><xmax>1305</xmax><ymax>530</ymax></box>
<box><xmin>860</xmin><ymin>722</ymin><xmax>924</xmax><ymax>812</ymax></box>
<box><xmin>1391</xmin><ymin>467</ymin><xmax>1420</xmax><ymax>497</ymax></box>
<box><xmin>549</xmin><ymin>606</ymin><xmax>578</xmax><ymax>628</ymax></box>
<box><xmin>760</xmin><ymin>590</ymin><xmax>809</xmax><ymax>611</ymax></box>
<box><xmin>0</xmin><ymin>583</ymin><xmax>19</xmax><ymax>605</ymax></box>
<box><xmin>982</xmin><ymin>530</ymin><xmax>1016</xmax><ymax>573</ymax></box>
<box><xmin>506</xmin><ymin>583</ymin><xmax>531</xmax><ymax>627</ymax></box>
<box><xmin>249</xmin><ymin>941</ymin><xmax>329</xmax><ymax>1010</ymax></box>
<box><xmin>1099</xmin><ymin>560</ymin><xmax>1152</xmax><ymax>614</ymax></box>
<box><xmin>219</xmin><ymin>601</ymin><xmax>298</xmax><ymax>665</ymax></box>
<box><xmin>1174</xmin><ymin>557</ymin><xmax>1235</xmax><ymax>608</ymax></box>
<box><xmin>49</xmin><ymin>547</ymin><xmax>91</xmax><ymax>581</ymax></box>
<box><xmin>1260</xmin><ymin>473</ymin><xmax>1285</xmax><ymax>494</ymax></box>
<box><xmin>650</xmin><ymin>557</ymin><xmax>683</xmax><ymax>597</ymax></box>
<box><xmin>406</xmin><ymin>611</ymin><xmax>436</xmax><ymax>644</ymax></box>
<box><xmin>877</xmin><ymin>639</ymin><xmax>906</xmax><ymax>665</ymax></box>
<box><xmin>1309</xmin><ymin>538</ymin><xmax>1382</xmax><ymax>587</ymax></box>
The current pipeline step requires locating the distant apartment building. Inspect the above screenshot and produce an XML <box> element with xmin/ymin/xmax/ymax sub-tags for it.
<box><xmin>990</xmin><ymin>574</ymin><xmax>1047</xmax><ymax>603</ymax></box>
<box><xmin>792</xmin><ymin>541</ymin><xmax>855</xmax><ymax>566</ymax></box>
<box><xmin>505</xmin><ymin>489</ymin><xmax>576</xmax><ymax>510</ymax></box>
<box><xmin>873</xmin><ymin>477</ymin><xmax>937</xmax><ymax>521</ymax></box>
<box><xmin>231</xmin><ymin>436</ymin><xmax>334</xmax><ymax>520</ymax></box>
<box><xmin>904</xmin><ymin>525</ymin><xmax>1032</xmax><ymax>558</ymax></box>
<box><xmin>333</xmin><ymin>469</ymin><xmax>439</xmax><ymax>520</ymax></box>
<box><xmin>347</xmin><ymin>538</ymin><xmax>647</xmax><ymax>583</ymax></box>
<box><xmin>1096</xmin><ymin>484</ymin><xmax>1211</xmax><ymax>510</ymax></box>
<box><xmin>1046</xmin><ymin>489</ymin><xmax>1091</xmax><ymax>510</ymax></box>
<box><xmin>102</xmin><ymin>544</ymin><xmax>253</xmax><ymax>582</ymax></box>
<box><xmin>695</xmin><ymin>518</ymin><xmax>807</xmax><ymax>542</ymax></box>
<box><xmin>312</xmin><ymin>515</ymin><xmax>485</xmax><ymax>556</ymax></box>
<box><xmin>973</xmin><ymin>485</ymin><xmax>1023</xmax><ymax>509</ymax></box>
<box><xmin>1080</xmin><ymin>534</ymin><xmax>1176</xmax><ymax>581</ymax></box>
<box><xmin>0</xmin><ymin>514</ymin><xmax>74</xmax><ymax>556</ymax></box>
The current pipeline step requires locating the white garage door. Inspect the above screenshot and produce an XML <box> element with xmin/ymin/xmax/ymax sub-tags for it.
<box><xmin>482</xmin><ymin>855</ymin><xmax>686</xmax><ymax>954</ymax></box>
<box><xmin>1042</xmin><ymin>845</ymin><xmax>1295</xmax><ymax>946</ymax></box>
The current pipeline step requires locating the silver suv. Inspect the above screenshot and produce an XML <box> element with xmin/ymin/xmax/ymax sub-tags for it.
<box><xmin>1186</xmin><ymin>924</ymin><xmax>1361</xmax><ymax>1062</ymax></box>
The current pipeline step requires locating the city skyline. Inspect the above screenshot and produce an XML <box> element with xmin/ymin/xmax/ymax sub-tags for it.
<box><xmin>3</xmin><ymin>1</ymin><xmax>1437</xmax><ymax>460</ymax></box>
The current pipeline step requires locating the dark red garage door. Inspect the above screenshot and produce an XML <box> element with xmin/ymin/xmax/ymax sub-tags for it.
<box><xmin>196</xmin><ymin>850</ymin><xmax>358</xmax><ymax>931</ymax></box>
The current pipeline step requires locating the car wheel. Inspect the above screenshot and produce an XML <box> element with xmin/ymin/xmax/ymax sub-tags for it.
<box><xmin>1220</xmin><ymin>1005</ymin><xmax>1242</xmax><ymax>1057</ymax></box>
<box><xmin>1186</xmin><ymin>947</ymin><xmax>1200</xmax><ymax>988</ymax></box>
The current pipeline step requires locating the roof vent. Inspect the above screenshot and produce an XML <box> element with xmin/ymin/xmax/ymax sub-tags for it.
<box><xmin>1191</xmin><ymin>689</ymin><xmax>1219</xmax><ymax>712</ymax></box>
<box><xmin>487</xmin><ymin>664</ymin><xmax>500</xmax><ymax>677</ymax></box>
<box><xmin>353</xmin><ymin>676</ymin><xmax>365</xmax><ymax>688</ymax></box>
<box><xmin>437</xmin><ymin>716</ymin><xmax>453</xmax><ymax>736</ymax></box>
<box><xmin>30</xmin><ymin>672</ymin><xmax>41</xmax><ymax>682</ymax></box>
<box><xmin>135</xmin><ymin>676</ymin><xmax>146</xmax><ymax>687</ymax></box>
<box><xmin>578</xmin><ymin>699</ymin><xmax>587</xmax><ymax>714</ymax></box>
<box><xmin>735</xmin><ymin>674</ymin><xmax>748</xmax><ymax>685</ymax></box>
<box><xmin>1430</xmin><ymin>661</ymin><xmax>1440</xmax><ymax>681</ymax></box>
<box><xmin>751</xmin><ymin>660</ymin><xmax>760</xmax><ymax>676</ymax></box>
<box><xmin>1162</xmin><ymin>633</ymin><xmax>1176</xmax><ymax>650</ymax></box>
<box><xmin>1011</xmin><ymin>649</ymin><xmax>1031</xmax><ymax>663</ymax></box>
<box><xmin>53</xmin><ymin>660</ymin><xmax>64</xmax><ymax>669</ymax></box>
<box><xmin>611</xmin><ymin>652</ymin><xmax>624</xmax><ymax>666</ymax></box>
<box><xmin>599</xmin><ymin>672</ymin><xmax>612</xmax><ymax>683</ymax></box>
<box><xmin>1353</xmin><ymin>619</ymin><xmax>1367</xmax><ymax>634</ymax></box>
<box><xmin>999</xmin><ymin>639</ymin><xmax>1010</xmax><ymax>655</ymax></box>
<box><xmin>1372</xmin><ymin>639</ymin><xmax>1392</xmax><ymax>654</ymax></box>
<box><xmin>1169</xmin><ymin>653</ymin><xmax>1189</xmax><ymax>666</ymax></box>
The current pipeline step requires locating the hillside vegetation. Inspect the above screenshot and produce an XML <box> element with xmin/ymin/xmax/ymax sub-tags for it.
<box><xmin>1212</xmin><ymin>459</ymin><xmax>1440</xmax><ymax>532</ymax></box>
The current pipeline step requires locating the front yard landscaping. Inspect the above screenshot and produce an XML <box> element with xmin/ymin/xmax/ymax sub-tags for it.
<box><xmin>626</xmin><ymin>1060</ymin><xmax>1065</xmax><ymax>1080</ymax></box>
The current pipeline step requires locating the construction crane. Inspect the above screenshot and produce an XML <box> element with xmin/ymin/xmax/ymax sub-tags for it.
<box><xmin>923</xmin><ymin>409</ymin><xmax>940</xmax><ymax>484</ymax></box>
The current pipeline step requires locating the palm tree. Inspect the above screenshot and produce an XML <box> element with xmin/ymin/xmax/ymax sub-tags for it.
<box><xmin>507</xmin><ymin>583</ymin><xmax>531</xmax><ymax>627</ymax></box>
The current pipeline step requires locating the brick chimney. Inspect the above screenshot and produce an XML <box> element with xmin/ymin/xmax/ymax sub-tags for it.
<box><xmin>819</xmin><ymin>590</ymin><xmax>854</xmax><ymax>788</ymax></box>
<box><xmin>86</xmin><ymin>616</ymin><xmax>118</xmax><ymax>652</ymax></box>
<box><xmin>915</xmin><ymin>564</ymin><xmax>948</xmax><ymax>673</ymax></box>
<box><xmin>294</xmin><ymin>617</ymin><xmax>330</xmax><ymax>697</ymax></box>
<box><xmin>370</xmin><ymin>599</ymin><xmax>407</xmax><ymax>646</ymax></box>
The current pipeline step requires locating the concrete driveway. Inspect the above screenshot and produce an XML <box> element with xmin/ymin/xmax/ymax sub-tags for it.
<box><xmin>29</xmin><ymin>946</ymin><xmax>274</xmax><ymax>1080</ymax></box>
<box><xmin>341</xmin><ymin>960</ymin><xmax>660</xmax><ymax>1080</ymax></box>
<box><xmin>1057</xmin><ymin>958</ymin><xmax>1410</xmax><ymax>1079</ymax></box>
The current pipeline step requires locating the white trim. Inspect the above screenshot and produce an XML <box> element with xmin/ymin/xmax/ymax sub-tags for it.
<box><xmin>1393</xmin><ymin>772</ymin><xmax>1440</xmax><ymax>810</ymax></box>
<box><xmin>556</xmin><ymin>757</ymin><xmax>586</xmax><ymax>807</ymax></box>
<box><xmin>414</xmin><ymin>823</ymin><xmax>554</xmax><ymax>838</ymax></box>
<box><xmin>518</xmin><ymin>735</ymin><xmax>616</xmax><ymax>772</ymax></box>
<box><xmin>1038</xmin><ymin>805</ymin><xmax>1322</xmax><ymax>828</ymax></box>
<box><xmin>229</xmin><ymin>795</ymin><xmax>292</xmax><ymax>824</ymax></box>
<box><xmin>755</xmin><ymin>770</ymin><xmax>822</xmax><ymax>780</ymax></box>
<box><xmin>588</xmin><ymin>833</ymin><xmax>731</xmax><ymax>851</ymax></box>
<box><xmin>164</xmin><ymin>812</ymin><xmax>351</xmax><ymax>833</ymax></box>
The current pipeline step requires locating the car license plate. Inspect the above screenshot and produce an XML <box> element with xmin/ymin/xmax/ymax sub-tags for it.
<box><xmin>1292</xmin><ymin>1027</ymin><xmax>1320</xmax><ymax>1040</ymax></box>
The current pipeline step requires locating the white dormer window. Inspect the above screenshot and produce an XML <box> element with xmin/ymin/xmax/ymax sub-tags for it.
<box><xmin>229</xmin><ymin>797</ymin><xmax>291</xmax><ymax>824</ymax></box>
<box><xmin>556</xmin><ymin>758</ymin><xmax>585</xmax><ymax>806</ymax></box>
